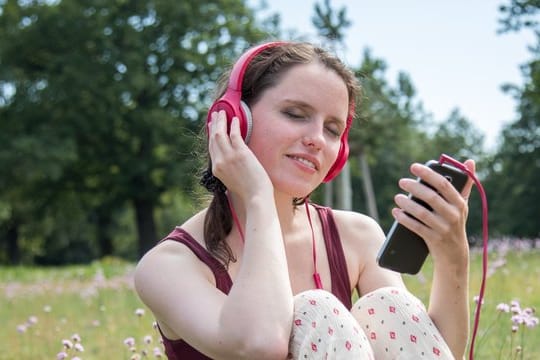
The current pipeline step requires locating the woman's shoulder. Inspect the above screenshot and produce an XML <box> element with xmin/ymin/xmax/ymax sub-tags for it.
<box><xmin>133</xmin><ymin>209</ymin><xmax>214</xmax><ymax>303</ymax></box>
<box><xmin>327</xmin><ymin>207</ymin><xmax>385</xmax><ymax>241</ymax></box>
<box><xmin>134</xmin><ymin>209</ymin><xmax>209</xmax><ymax>280</ymax></box>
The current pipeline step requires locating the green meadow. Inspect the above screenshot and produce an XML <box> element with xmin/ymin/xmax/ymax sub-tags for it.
<box><xmin>1</xmin><ymin>244</ymin><xmax>539</xmax><ymax>359</ymax></box>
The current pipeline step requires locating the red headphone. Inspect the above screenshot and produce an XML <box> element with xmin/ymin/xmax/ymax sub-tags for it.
<box><xmin>206</xmin><ymin>41</ymin><xmax>353</xmax><ymax>182</ymax></box>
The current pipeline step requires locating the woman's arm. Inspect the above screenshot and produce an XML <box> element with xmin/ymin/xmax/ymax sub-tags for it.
<box><xmin>391</xmin><ymin>160</ymin><xmax>476</xmax><ymax>359</ymax></box>
<box><xmin>135</xmin><ymin>113</ymin><xmax>294</xmax><ymax>359</ymax></box>
<box><xmin>134</xmin><ymin>202</ymin><xmax>293</xmax><ymax>360</ymax></box>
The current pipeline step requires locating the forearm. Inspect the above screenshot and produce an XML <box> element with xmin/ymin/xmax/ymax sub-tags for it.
<box><xmin>428</xmin><ymin>258</ymin><xmax>470</xmax><ymax>359</ymax></box>
<box><xmin>219</xmin><ymin>195</ymin><xmax>293</xmax><ymax>354</ymax></box>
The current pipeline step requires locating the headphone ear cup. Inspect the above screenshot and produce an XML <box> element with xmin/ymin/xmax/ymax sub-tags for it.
<box><xmin>206</xmin><ymin>94</ymin><xmax>252</xmax><ymax>142</ymax></box>
<box><xmin>239</xmin><ymin>100</ymin><xmax>253</xmax><ymax>143</ymax></box>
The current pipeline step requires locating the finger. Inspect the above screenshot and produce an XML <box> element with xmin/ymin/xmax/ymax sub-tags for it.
<box><xmin>394</xmin><ymin>192</ymin><xmax>439</xmax><ymax>229</ymax></box>
<box><xmin>228</xmin><ymin>116</ymin><xmax>243</xmax><ymax>145</ymax></box>
<box><xmin>409</xmin><ymin>163</ymin><xmax>464</xmax><ymax>207</ymax></box>
<box><xmin>391</xmin><ymin>206</ymin><xmax>438</xmax><ymax>242</ymax></box>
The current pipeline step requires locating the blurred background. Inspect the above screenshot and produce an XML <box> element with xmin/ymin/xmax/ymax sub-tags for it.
<box><xmin>1</xmin><ymin>0</ymin><xmax>538</xmax><ymax>266</ymax></box>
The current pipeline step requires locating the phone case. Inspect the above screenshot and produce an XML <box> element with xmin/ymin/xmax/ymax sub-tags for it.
<box><xmin>376</xmin><ymin>160</ymin><xmax>469</xmax><ymax>274</ymax></box>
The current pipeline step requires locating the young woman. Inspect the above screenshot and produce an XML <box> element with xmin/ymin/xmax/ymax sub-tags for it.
<box><xmin>134</xmin><ymin>41</ymin><xmax>475</xmax><ymax>359</ymax></box>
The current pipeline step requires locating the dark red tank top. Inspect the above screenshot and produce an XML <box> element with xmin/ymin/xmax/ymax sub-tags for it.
<box><xmin>158</xmin><ymin>204</ymin><xmax>351</xmax><ymax>360</ymax></box>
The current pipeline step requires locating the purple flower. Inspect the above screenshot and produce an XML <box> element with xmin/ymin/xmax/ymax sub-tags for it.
<box><xmin>124</xmin><ymin>337</ymin><xmax>136</xmax><ymax>347</ymax></box>
<box><xmin>74</xmin><ymin>343</ymin><xmax>84</xmax><ymax>352</ymax></box>
<box><xmin>153</xmin><ymin>347</ymin><xmax>163</xmax><ymax>358</ymax></box>
<box><xmin>62</xmin><ymin>339</ymin><xmax>73</xmax><ymax>349</ymax></box>
<box><xmin>27</xmin><ymin>316</ymin><xmax>38</xmax><ymax>325</ymax></box>
<box><xmin>496</xmin><ymin>303</ymin><xmax>510</xmax><ymax>313</ymax></box>
<box><xmin>473</xmin><ymin>295</ymin><xmax>485</xmax><ymax>304</ymax></box>
<box><xmin>72</xmin><ymin>333</ymin><xmax>81</xmax><ymax>342</ymax></box>
<box><xmin>16</xmin><ymin>324</ymin><xmax>27</xmax><ymax>333</ymax></box>
<box><xmin>56</xmin><ymin>351</ymin><xmax>68</xmax><ymax>360</ymax></box>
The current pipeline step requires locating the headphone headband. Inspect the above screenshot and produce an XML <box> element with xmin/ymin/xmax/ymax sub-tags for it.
<box><xmin>227</xmin><ymin>41</ymin><xmax>286</xmax><ymax>92</ymax></box>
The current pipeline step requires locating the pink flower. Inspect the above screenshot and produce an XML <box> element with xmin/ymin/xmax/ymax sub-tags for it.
<box><xmin>62</xmin><ymin>339</ymin><xmax>73</xmax><ymax>349</ymax></box>
<box><xmin>473</xmin><ymin>295</ymin><xmax>485</xmax><ymax>305</ymax></box>
<box><xmin>72</xmin><ymin>333</ymin><xmax>81</xmax><ymax>342</ymax></box>
<box><xmin>56</xmin><ymin>351</ymin><xmax>68</xmax><ymax>360</ymax></box>
<box><xmin>124</xmin><ymin>337</ymin><xmax>136</xmax><ymax>347</ymax></box>
<box><xmin>144</xmin><ymin>335</ymin><xmax>152</xmax><ymax>344</ymax></box>
<box><xmin>153</xmin><ymin>347</ymin><xmax>163</xmax><ymax>358</ymax></box>
<box><xmin>16</xmin><ymin>324</ymin><xmax>27</xmax><ymax>333</ymax></box>
<box><xmin>74</xmin><ymin>343</ymin><xmax>84</xmax><ymax>352</ymax></box>
<box><xmin>496</xmin><ymin>303</ymin><xmax>510</xmax><ymax>313</ymax></box>
<box><xmin>27</xmin><ymin>316</ymin><xmax>38</xmax><ymax>325</ymax></box>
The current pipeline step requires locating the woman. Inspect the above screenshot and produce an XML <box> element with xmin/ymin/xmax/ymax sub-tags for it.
<box><xmin>134</xmin><ymin>41</ymin><xmax>475</xmax><ymax>359</ymax></box>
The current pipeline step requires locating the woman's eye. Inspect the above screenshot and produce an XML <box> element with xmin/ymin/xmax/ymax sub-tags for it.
<box><xmin>326</xmin><ymin>126</ymin><xmax>341</xmax><ymax>137</ymax></box>
<box><xmin>283</xmin><ymin>110</ymin><xmax>305</xmax><ymax>119</ymax></box>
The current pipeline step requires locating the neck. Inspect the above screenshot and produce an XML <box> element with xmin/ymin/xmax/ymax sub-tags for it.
<box><xmin>227</xmin><ymin>190</ymin><xmax>304</xmax><ymax>236</ymax></box>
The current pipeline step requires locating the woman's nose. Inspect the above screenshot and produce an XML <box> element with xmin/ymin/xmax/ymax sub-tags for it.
<box><xmin>301</xmin><ymin>122</ymin><xmax>325</xmax><ymax>150</ymax></box>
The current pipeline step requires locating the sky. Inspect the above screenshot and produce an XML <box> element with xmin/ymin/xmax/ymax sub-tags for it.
<box><xmin>250</xmin><ymin>0</ymin><xmax>536</xmax><ymax>151</ymax></box>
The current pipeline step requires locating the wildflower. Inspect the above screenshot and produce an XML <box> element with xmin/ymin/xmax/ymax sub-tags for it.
<box><xmin>74</xmin><ymin>343</ymin><xmax>84</xmax><ymax>352</ymax></box>
<box><xmin>152</xmin><ymin>321</ymin><xmax>158</xmax><ymax>330</ymax></box>
<box><xmin>473</xmin><ymin>295</ymin><xmax>484</xmax><ymax>305</ymax></box>
<box><xmin>56</xmin><ymin>351</ymin><xmax>68</xmax><ymax>360</ymax></box>
<box><xmin>62</xmin><ymin>339</ymin><xmax>73</xmax><ymax>349</ymax></box>
<box><xmin>153</xmin><ymin>346</ymin><xmax>163</xmax><ymax>358</ymax></box>
<box><xmin>511</xmin><ymin>325</ymin><xmax>519</xmax><ymax>333</ymax></box>
<box><xmin>43</xmin><ymin>305</ymin><xmax>52</xmax><ymax>313</ymax></box>
<box><xmin>510</xmin><ymin>300</ymin><xmax>521</xmax><ymax>314</ymax></box>
<box><xmin>124</xmin><ymin>337</ymin><xmax>136</xmax><ymax>347</ymax></box>
<box><xmin>131</xmin><ymin>354</ymin><xmax>141</xmax><ymax>360</ymax></box>
<box><xmin>135</xmin><ymin>308</ymin><xmax>145</xmax><ymax>317</ymax></box>
<box><xmin>72</xmin><ymin>333</ymin><xmax>81</xmax><ymax>342</ymax></box>
<box><xmin>496</xmin><ymin>303</ymin><xmax>510</xmax><ymax>313</ymax></box>
<box><xmin>144</xmin><ymin>335</ymin><xmax>152</xmax><ymax>344</ymax></box>
<box><xmin>27</xmin><ymin>315</ymin><xmax>38</xmax><ymax>325</ymax></box>
<box><xmin>16</xmin><ymin>324</ymin><xmax>27</xmax><ymax>333</ymax></box>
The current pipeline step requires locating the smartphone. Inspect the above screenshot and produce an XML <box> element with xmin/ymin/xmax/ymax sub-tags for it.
<box><xmin>376</xmin><ymin>160</ymin><xmax>469</xmax><ymax>274</ymax></box>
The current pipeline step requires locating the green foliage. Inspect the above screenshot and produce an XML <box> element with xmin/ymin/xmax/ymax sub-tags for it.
<box><xmin>0</xmin><ymin>0</ymin><xmax>538</xmax><ymax>265</ymax></box>
<box><xmin>0</xmin><ymin>0</ymin><xmax>275</xmax><ymax>263</ymax></box>
<box><xmin>485</xmin><ymin>0</ymin><xmax>540</xmax><ymax>238</ymax></box>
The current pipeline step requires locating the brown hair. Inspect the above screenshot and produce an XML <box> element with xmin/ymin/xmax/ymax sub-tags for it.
<box><xmin>200</xmin><ymin>41</ymin><xmax>361</xmax><ymax>267</ymax></box>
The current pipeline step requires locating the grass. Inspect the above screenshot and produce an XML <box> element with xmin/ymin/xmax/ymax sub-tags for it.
<box><xmin>1</xmin><ymin>245</ymin><xmax>539</xmax><ymax>359</ymax></box>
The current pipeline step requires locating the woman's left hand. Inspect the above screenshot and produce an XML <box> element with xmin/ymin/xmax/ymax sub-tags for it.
<box><xmin>391</xmin><ymin>160</ymin><xmax>476</xmax><ymax>267</ymax></box>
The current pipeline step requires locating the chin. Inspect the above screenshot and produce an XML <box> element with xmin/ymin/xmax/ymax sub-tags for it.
<box><xmin>272</xmin><ymin>176</ymin><xmax>320</xmax><ymax>200</ymax></box>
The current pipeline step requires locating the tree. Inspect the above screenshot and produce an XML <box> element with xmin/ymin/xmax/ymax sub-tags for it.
<box><xmin>487</xmin><ymin>0</ymin><xmax>540</xmax><ymax>238</ymax></box>
<box><xmin>312</xmin><ymin>0</ymin><xmax>353</xmax><ymax>210</ymax></box>
<box><xmin>0</xmin><ymin>0</ymin><xmax>275</xmax><ymax>262</ymax></box>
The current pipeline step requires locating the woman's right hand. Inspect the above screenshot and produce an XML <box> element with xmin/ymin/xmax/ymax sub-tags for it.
<box><xmin>208</xmin><ymin>110</ymin><xmax>273</xmax><ymax>201</ymax></box>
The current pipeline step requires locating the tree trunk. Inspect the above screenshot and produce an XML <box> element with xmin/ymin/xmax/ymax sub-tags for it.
<box><xmin>6</xmin><ymin>220</ymin><xmax>20</xmax><ymax>265</ymax></box>
<box><xmin>96</xmin><ymin>210</ymin><xmax>113</xmax><ymax>258</ymax></box>
<box><xmin>133</xmin><ymin>198</ymin><xmax>157</xmax><ymax>259</ymax></box>
<box><xmin>338</xmin><ymin>162</ymin><xmax>352</xmax><ymax>210</ymax></box>
<box><xmin>358</xmin><ymin>152</ymin><xmax>379</xmax><ymax>222</ymax></box>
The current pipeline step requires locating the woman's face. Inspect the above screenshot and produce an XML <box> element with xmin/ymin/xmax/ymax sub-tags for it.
<box><xmin>248</xmin><ymin>61</ymin><xmax>349</xmax><ymax>198</ymax></box>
